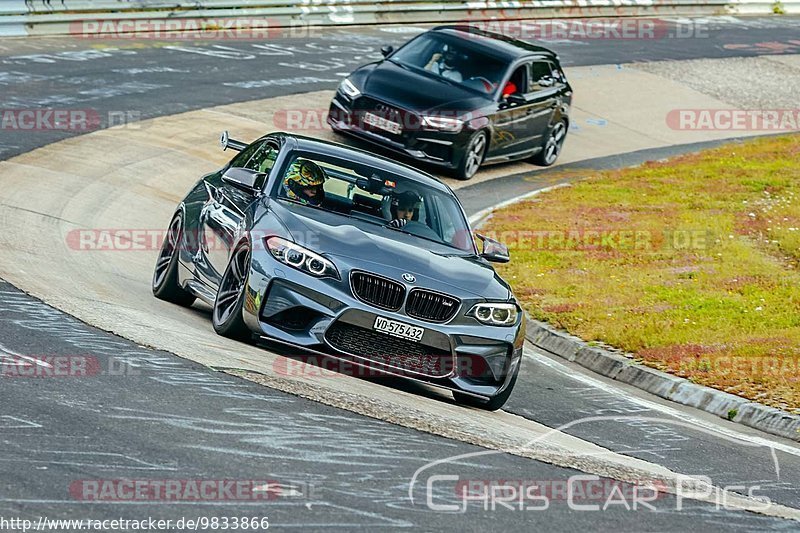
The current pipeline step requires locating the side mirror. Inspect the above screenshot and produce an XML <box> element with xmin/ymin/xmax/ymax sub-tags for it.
<box><xmin>538</xmin><ymin>76</ymin><xmax>555</xmax><ymax>88</ymax></box>
<box><xmin>476</xmin><ymin>233</ymin><xmax>510</xmax><ymax>263</ymax></box>
<box><xmin>380</xmin><ymin>45</ymin><xmax>394</xmax><ymax>58</ymax></box>
<box><xmin>219</xmin><ymin>130</ymin><xmax>247</xmax><ymax>152</ymax></box>
<box><xmin>504</xmin><ymin>93</ymin><xmax>526</xmax><ymax>106</ymax></box>
<box><xmin>222</xmin><ymin>167</ymin><xmax>265</xmax><ymax>194</ymax></box>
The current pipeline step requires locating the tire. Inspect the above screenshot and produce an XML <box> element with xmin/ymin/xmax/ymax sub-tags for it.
<box><xmin>454</xmin><ymin>130</ymin><xmax>488</xmax><ymax>180</ymax></box>
<box><xmin>453</xmin><ymin>370</ymin><xmax>519</xmax><ymax>411</ymax></box>
<box><xmin>212</xmin><ymin>243</ymin><xmax>252</xmax><ymax>341</ymax></box>
<box><xmin>533</xmin><ymin>120</ymin><xmax>567</xmax><ymax>167</ymax></box>
<box><xmin>152</xmin><ymin>213</ymin><xmax>196</xmax><ymax>306</ymax></box>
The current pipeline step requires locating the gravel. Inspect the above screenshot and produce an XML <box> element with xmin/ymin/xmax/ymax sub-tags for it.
<box><xmin>630</xmin><ymin>55</ymin><xmax>800</xmax><ymax>109</ymax></box>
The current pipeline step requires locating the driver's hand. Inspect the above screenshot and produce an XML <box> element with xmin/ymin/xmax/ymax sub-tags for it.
<box><xmin>389</xmin><ymin>219</ymin><xmax>408</xmax><ymax>228</ymax></box>
<box><xmin>426</xmin><ymin>53</ymin><xmax>442</xmax><ymax>68</ymax></box>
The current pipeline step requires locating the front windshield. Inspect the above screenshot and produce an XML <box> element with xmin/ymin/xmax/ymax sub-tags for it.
<box><xmin>390</xmin><ymin>33</ymin><xmax>508</xmax><ymax>95</ymax></box>
<box><xmin>272</xmin><ymin>151</ymin><xmax>474</xmax><ymax>253</ymax></box>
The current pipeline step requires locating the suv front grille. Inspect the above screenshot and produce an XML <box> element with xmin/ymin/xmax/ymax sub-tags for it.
<box><xmin>405</xmin><ymin>289</ymin><xmax>460</xmax><ymax>322</ymax></box>
<box><xmin>350</xmin><ymin>271</ymin><xmax>405</xmax><ymax>311</ymax></box>
<box><xmin>325</xmin><ymin>322</ymin><xmax>452</xmax><ymax>378</ymax></box>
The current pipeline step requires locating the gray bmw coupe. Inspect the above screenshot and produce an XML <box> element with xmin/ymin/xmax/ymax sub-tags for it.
<box><xmin>152</xmin><ymin>132</ymin><xmax>524</xmax><ymax>410</ymax></box>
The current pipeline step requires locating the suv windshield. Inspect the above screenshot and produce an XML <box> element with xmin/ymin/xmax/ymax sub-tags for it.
<box><xmin>390</xmin><ymin>32</ymin><xmax>508</xmax><ymax>95</ymax></box>
<box><xmin>272</xmin><ymin>151</ymin><xmax>474</xmax><ymax>253</ymax></box>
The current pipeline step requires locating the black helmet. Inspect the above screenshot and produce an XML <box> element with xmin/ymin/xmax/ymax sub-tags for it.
<box><xmin>391</xmin><ymin>190</ymin><xmax>421</xmax><ymax>219</ymax></box>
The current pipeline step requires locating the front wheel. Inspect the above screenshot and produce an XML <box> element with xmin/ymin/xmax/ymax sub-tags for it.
<box><xmin>453</xmin><ymin>370</ymin><xmax>519</xmax><ymax>411</ymax></box>
<box><xmin>533</xmin><ymin>120</ymin><xmax>567</xmax><ymax>167</ymax></box>
<box><xmin>454</xmin><ymin>131</ymin><xmax>488</xmax><ymax>180</ymax></box>
<box><xmin>212</xmin><ymin>243</ymin><xmax>252</xmax><ymax>341</ymax></box>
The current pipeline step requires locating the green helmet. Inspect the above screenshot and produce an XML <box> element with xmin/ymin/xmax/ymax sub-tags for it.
<box><xmin>283</xmin><ymin>159</ymin><xmax>326</xmax><ymax>206</ymax></box>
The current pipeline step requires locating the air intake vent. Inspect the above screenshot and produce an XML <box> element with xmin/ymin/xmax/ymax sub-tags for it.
<box><xmin>325</xmin><ymin>322</ymin><xmax>452</xmax><ymax>378</ymax></box>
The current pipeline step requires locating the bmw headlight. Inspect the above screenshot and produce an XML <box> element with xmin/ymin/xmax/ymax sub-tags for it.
<box><xmin>421</xmin><ymin>115</ymin><xmax>463</xmax><ymax>133</ymax></box>
<box><xmin>338</xmin><ymin>78</ymin><xmax>361</xmax><ymax>99</ymax></box>
<box><xmin>468</xmin><ymin>302</ymin><xmax>519</xmax><ymax>326</ymax></box>
<box><xmin>265</xmin><ymin>236</ymin><xmax>339</xmax><ymax>279</ymax></box>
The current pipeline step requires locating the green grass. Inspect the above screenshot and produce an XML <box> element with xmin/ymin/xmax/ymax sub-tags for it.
<box><xmin>483</xmin><ymin>134</ymin><xmax>800</xmax><ymax>411</ymax></box>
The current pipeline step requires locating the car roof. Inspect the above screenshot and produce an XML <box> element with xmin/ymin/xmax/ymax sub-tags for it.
<box><xmin>431</xmin><ymin>25</ymin><xmax>558</xmax><ymax>61</ymax></box>
<box><xmin>264</xmin><ymin>132</ymin><xmax>452</xmax><ymax>194</ymax></box>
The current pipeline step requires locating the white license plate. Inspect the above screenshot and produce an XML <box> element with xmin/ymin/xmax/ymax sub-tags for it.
<box><xmin>373</xmin><ymin>316</ymin><xmax>424</xmax><ymax>342</ymax></box>
<box><xmin>364</xmin><ymin>112</ymin><xmax>402</xmax><ymax>134</ymax></box>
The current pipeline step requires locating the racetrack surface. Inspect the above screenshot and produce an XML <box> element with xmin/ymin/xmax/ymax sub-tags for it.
<box><xmin>2</xmin><ymin>16</ymin><xmax>800</xmax><ymax>529</ymax></box>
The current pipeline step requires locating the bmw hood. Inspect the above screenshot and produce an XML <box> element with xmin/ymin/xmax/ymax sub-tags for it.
<box><xmin>266</xmin><ymin>201</ymin><xmax>511</xmax><ymax>301</ymax></box>
<box><xmin>359</xmin><ymin>61</ymin><xmax>490</xmax><ymax>116</ymax></box>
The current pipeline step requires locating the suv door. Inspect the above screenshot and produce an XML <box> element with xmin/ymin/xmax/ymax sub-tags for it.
<box><xmin>490</xmin><ymin>59</ymin><xmax>561</xmax><ymax>158</ymax></box>
<box><xmin>520</xmin><ymin>59</ymin><xmax>561</xmax><ymax>148</ymax></box>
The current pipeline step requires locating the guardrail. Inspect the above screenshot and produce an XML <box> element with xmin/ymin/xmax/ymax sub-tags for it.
<box><xmin>0</xmin><ymin>0</ymin><xmax>796</xmax><ymax>37</ymax></box>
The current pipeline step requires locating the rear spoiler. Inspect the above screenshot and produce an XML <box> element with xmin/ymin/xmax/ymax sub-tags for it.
<box><xmin>219</xmin><ymin>130</ymin><xmax>247</xmax><ymax>152</ymax></box>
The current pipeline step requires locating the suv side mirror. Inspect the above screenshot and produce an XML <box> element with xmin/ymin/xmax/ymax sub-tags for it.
<box><xmin>380</xmin><ymin>45</ymin><xmax>394</xmax><ymax>58</ymax></box>
<box><xmin>538</xmin><ymin>76</ymin><xmax>555</xmax><ymax>88</ymax></box>
<box><xmin>476</xmin><ymin>233</ymin><xmax>510</xmax><ymax>263</ymax></box>
<box><xmin>222</xmin><ymin>167</ymin><xmax>265</xmax><ymax>194</ymax></box>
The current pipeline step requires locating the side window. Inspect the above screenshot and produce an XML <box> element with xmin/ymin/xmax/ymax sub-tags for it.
<box><xmin>528</xmin><ymin>61</ymin><xmax>554</xmax><ymax>92</ymax></box>
<box><xmin>246</xmin><ymin>142</ymin><xmax>279</xmax><ymax>175</ymax></box>
<box><xmin>504</xmin><ymin>65</ymin><xmax>527</xmax><ymax>97</ymax></box>
<box><xmin>228</xmin><ymin>141</ymin><xmax>261</xmax><ymax>169</ymax></box>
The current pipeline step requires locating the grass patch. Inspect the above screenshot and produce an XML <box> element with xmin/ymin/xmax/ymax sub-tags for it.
<box><xmin>483</xmin><ymin>134</ymin><xmax>800</xmax><ymax>411</ymax></box>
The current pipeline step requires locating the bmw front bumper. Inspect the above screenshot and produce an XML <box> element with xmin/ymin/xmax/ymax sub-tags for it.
<box><xmin>242</xmin><ymin>248</ymin><xmax>524</xmax><ymax>400</ymax></box>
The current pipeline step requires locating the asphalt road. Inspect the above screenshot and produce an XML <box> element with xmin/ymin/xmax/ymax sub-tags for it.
<box><xmin>2</xmin><ymin>15</ymin><xmax>800</xmax><ymax>530</ymax></box>
<box><xmin>1</xmin><ymin>15</ymin><xmax>800</xmax><ymax>159</ymax></box>
<box><xmin>2</xmin><ymin>280</ymin><xmax>786</xmax><ymax>531</ymax></box>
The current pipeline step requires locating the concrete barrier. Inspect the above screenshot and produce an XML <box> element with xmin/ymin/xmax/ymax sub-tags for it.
<box><xmin>3</xmin><ymin>0</ymin><xmax>796</xmax><ymax>38</ymax></box>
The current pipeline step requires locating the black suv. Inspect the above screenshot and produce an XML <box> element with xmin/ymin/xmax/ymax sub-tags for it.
<box><xmin>328</xmin><ymin>25</ymin><xmax>572</xmax><ymax>180</ymax></box>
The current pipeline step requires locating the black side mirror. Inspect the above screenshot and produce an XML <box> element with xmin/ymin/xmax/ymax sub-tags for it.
<box><xmin>538</xmin><ymin>76</ymin><xmax>555</xmax><ymax>88</ymax></box>
<box><xmin>380</xmin><ymin>45</ymin><xmax>394</xmax><ymax>58</ymax></box>
<box><xmin>476</xmin><ymin>233</ymin><xmax>510</xmax><ymax>263</ymax></box>
<box><xmin>222</xmin><ymin>167</ymin><xmax>265</xmax><ymax>194</ymax></box>
<box><xmin>504</xmin><ymin>93</ymin><xmax>526</xmax><ymax>106</ymax></box>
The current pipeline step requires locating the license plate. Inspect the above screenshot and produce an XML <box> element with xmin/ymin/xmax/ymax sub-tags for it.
<box><xmin>373</xmin><ymin>316</ymin><xmax>424</xmax><ymax>342</ymax></box>
<box><xmin>363</xmin><ymin>112</ymin><xmax>402</xmax><ymax>134</ymax></box>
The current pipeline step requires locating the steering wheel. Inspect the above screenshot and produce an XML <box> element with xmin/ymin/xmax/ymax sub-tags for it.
<box><xmin>466</xmin><ymin>76</ymin><xmax>494</xmax><ymax>93</ymax></box>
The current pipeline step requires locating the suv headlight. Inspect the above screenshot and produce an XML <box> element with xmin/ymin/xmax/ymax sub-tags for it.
<box><xmin>265</xmin><ymin>236</ymin><xmax>339</xmax><ymax>279</ymax></box>
<box><xmin>421</xmin><ymin>115</ymin><xmax>463</xmax><ymax>133</ymax></box>
<box><xmin>468</xmin><ymin>302</ymin><xmax>519</xmax><ymax>326</ymax></box>
<box><xmin>338</xmin><ymin>78</ymin><xmax>361</xmax><ymax>99</ymax></box>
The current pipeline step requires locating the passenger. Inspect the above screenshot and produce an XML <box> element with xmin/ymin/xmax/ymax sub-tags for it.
<box><xmin>282</xmin><ymin>159</ymin><xmax>326</xmax><ymax>206</ymax></box>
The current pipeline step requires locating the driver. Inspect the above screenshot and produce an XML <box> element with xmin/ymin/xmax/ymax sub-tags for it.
<box><xmin>282</xmin><ymin>159</ymin><xmax>326</xmax><ymax>206</ymax></box>
<box><xmin>424</xmin><ymin>44</ymin><xmax>463</xmax><ymax>83</ymax></box>
<box><xmin>389</xmin><ymin>191</ymin><xmax>421</xmax><ymax>228</ymax></box>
